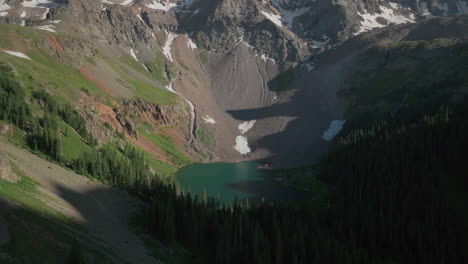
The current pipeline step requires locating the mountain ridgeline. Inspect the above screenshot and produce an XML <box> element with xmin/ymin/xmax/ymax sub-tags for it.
<box><xmin>0</xmin><ymin>0</ymin><xmax>467</xmax><ymax>263</ymax></box>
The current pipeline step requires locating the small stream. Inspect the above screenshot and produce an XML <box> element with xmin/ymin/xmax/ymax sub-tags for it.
<box><xmin>166</xmin><ymin>83</ymin><xmax>196</xmax><ymax>143</ymax></box>
<box><xmin>175</xmin><ymin>162</ymin><xmax>311</xmax><ymax>204</ymax></box>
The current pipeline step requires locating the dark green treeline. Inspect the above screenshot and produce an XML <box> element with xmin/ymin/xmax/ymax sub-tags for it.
<box><xmin>2</xmin><ymin>65</ymin><xmax>467</xmax><ymax>263</ymax></box>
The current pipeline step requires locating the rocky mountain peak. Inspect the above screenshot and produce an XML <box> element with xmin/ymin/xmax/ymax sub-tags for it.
<box><xmin>1</xmin><ymin>0</ymin><xmax>468</xmax><ymax>167</ymax></box>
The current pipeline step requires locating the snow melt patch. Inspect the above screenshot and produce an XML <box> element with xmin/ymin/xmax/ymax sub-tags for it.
<box><xmin>136</xmin><ymin>13</ymin><xmax>145</xmax><ymax>24</ymax></box>
<box><xmin>129</xmin><ymin>48</ymin><xmax>138</xmax><ymax>61</ymax></box>
<box><xmin>419</xmin><ymin>2</ymin><xmax>434</xmax><ymax>18</ymax></box>
<box><xmin>355</xmin><ymin>5</ymin><xmax>415</xmax><ymax>35</ymax></box>
<box><xmin>234</xmin><ymin>120</ymin><xmax>256</xmax><ymax>155</ymax></box>
<box><xmin>234</xmin><ymin>136</ymin><xmax>251</xmax><ymax>155</ymax></box>
<box><xmin>2</xmin><ymin>50</ymin><xmax>31</xmax><ymax>60</ymax></box>
<box><xmin>120</xmin><ymin>0</ymin><xmax>134</xmax><ymax>5</ymax></box>
<box><xmin>185</xmin><ymin>98</ymin><xmax>196</xmax><ymax>143</ymax></box>
<box><xmin>261</xmin><ymin>11</ymin><xmax>283</xmax><ymax>27</ymax></box>
<box><xmin>187</xmin><ymin>37</ymin><xmax>197</xmax><ymax>49</ymax></box>
<box><xmin>40</xmin><ymin>8</ymin><xmax>49</xmax><ymax>19</ymax></box>
<box><xmin>146</xmin><ymin>0</ymin><xmax>194</xmax><ymax>11</ymax></box>
<box><xmin>163</xmin><ymin>33</ymin><xmax>177</xmax><ymax>62</ymax></box>
<box><xmin>322</xmin><ymin>120</ymin><xmax>346</xmax><ymax>141</ymax></box>
<box><xmin>20</xmin><ymin>0</ymin><xmax>60</xmax><ymax>20</ymax></box>
<box><xmin>261</xmin><ymin>0</ymin><xmax>310</xmax><ymax>29</ymax></box>
<box><xmin>0</xmin><ymin>0</ymin><xmax>10</xmax><ymax>12</ymax></box>
<box><xmin>238</xmin><ymin>120</ymin><xmax>256</xmax><ymax>134</ymax></box>
<box><xmin>146</xmin><ymin>0</ymin><xmax>177</xmax><ymax>11</ymax></box>
<box><xmin>21</xmin><ymin>0</ymin><xmax>60</xmax><ymax>8</ymax></box>
<box><xmin>271</xmin><ymin>0</ymin><xmax>309</xmax><ymax>29</ymax></box>
<box><xmin>203</xmin><ymin>115</ymin><xmax>216</xmax><ymax>124</ymax></box>
<box><xmin>259</xmin><ymin>54</ymin><xmax>275</xmax><ymax>63</ymax></box>
<box><xmin>311</xmin><ymin>35</ymin><xmax>330</xmax><ymax>49</ymax></box>
<box><xmin>35</xmin><ymin>25</ymin><xmax>56</xmax><ymax>32</ymax></box>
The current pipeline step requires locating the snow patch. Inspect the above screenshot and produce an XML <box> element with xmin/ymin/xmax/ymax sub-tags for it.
<box><xmin>420</xmin><ymin>2</ymin><xmax>434</xmax><ymax>18</ymax></box>
<box><xmin>234</xmin><ymin>120</ymin><xmax>256</xmax><ymax>155</ymax></box>
<box><xmin>261</xmin><ymin>0</ymin><xmax>310</xmax><ymax>29</ymax></box>
<box><xmin>187</xmin><ymin>37</ymin><xmax>197</xmax><ymax>49</ymax></box>
<box><xmin>271</xmin><ymin>0</ymin><xmax>309</xmax><ymax>29</ymax></box>
<box><xmin>311</xmin><ymin>35</ymin><xmax>330</xmax><ymax>49</ymax></box>
<box><xmin>35</xmin><ymin>24</ymin><xmax>56</xmax><ymax>32</ymax></box>
<box><xmin>163</xmin><ymin>33</ymin><xmax>177</xmax><ymax>62</ymax></box>
<box><xmin>20</xmin><ymin>0</ymin><xmax>60</xmax><ymax>20</ymax></box>
<box><xmin>21</xmin><ymin>0</ymin><xmax>60</xmax><ymax>8</ymax></box>
<box><xmin>0</xmin><ymin>12</ymin><xmax>7</xmax><ymax>17</ymax></box>
<box><xmin>260</xmin><ymin>54</ymin><xmax>275</xmax><ymax>63</ymax></box>
<box><xmin>165</xmin><ymin>83</ymin><xmax>176</xmax><ymax>93</ymax></box>
<box><xmin>40</xmin><ymin>8</ymin><xmax>49</xmax><ymax>19</ymax></box>
<box><xmin>260</xmin><ymin>11</ymin><xmax>283</xmax><ymax>28</ymax></box>
<box><xmin>129</xmin><ymin>48</ymin><xmax>138</xmax><ymax>62</ymax></box>
<box><xmin>203</xmin><ymin>115</ymin><xmax>216</xmax><ymax>124</ymax></box>
<box><xmin>184</xmin><ymin>98</ymin><xmax>196</xmax><ymax>143</ymax></box>
<box><xmin>322</xmin><ymin>120</ymin><xmax>346</xmax><ymax>141</ymax></box>
<box><xmin>355</xmin><ymin>5</ymin><xmax>415</xmax><ymax>35</ymax></box>
<box><xmin>146</xmin><ymin>0</ymin><xmax>177</xmax><ymax>11</ymax></box>
<box><xmin>238</xmin><ymin>120</ymin><xmax>256</xmax><ymax>134</ymax></box>
<box><xmin>136</xmin><ymin>13</ymin><xmax>145</xmax><ymax>24</ymax></box>
<box><xmin>233</xmin><ymin>136</ymin><xmax>251</xmax><ymax>155</ymax></box>
<box><xmin>2</xmin><ymin>50</ymin><xmax>31</xmax><ymax>60</ymax></box>
<box><xmin>146</xmin><ymin>0</ymin><xmax>194</xmax><ymax>11</ymax></box>
<box><xmin>388</xmin><ymin>2</ymin><xmax>400</xmax><ymax>9</ymax></box>
<box><xmin>120</xmin><ymin>0</ymin><xmax>134</xmax><ymax>5</ymax></box>
<box><xmin>0</xmin><ymin>0</ymin><xmax>10</xmax><ymax>12</ymax></box>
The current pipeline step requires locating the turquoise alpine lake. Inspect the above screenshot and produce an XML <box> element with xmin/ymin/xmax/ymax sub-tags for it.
<box><xmin>175</xmin><ymin>162</ymin><xmax>311</xmax><ymax>204</ymax></box>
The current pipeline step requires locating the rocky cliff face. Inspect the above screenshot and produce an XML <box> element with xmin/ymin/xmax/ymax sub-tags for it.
<box><xmin>1</xmin><ymin>0</ymin><xmax>467</xmax><ymax>167</ymax></box>
<box><xmin>2</xmin><ymin>0</ymin><xmax>467</xmax><ymax>58</ymax></box>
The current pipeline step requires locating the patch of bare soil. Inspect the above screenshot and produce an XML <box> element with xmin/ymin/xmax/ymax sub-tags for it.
<box><xmin>45</xmin><ymin>36</ymin><xmax>65</xmax><ymax>53</ymax></box>
<box><xmin>91</xmin><ymin>100</ymin><xmax>174</xmax><ymax>164</ymax></box>
<box><xmin>0</xmin><ymin>151</ymin><xmax>19</xmax><ymax>183</ymax></box>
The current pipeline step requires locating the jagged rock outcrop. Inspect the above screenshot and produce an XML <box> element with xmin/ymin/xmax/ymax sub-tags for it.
<box><xmin>115</xmin><ymin>111</ymin><xmax>139</xmax><ymax>139</ymax></box>
<box><xmin>121</xmin><ymin>99</ymin><xmax>182</xmax><ymax>127</ymax></box>
<box><xmin>2</xmin><ymin>0</ymin><xmax>468</xmax><ymax>64</ymax></box>
<box><xmin>2</xmin><ymin>0</ymin><xmax>468</xmax><ymax>167</ymax></box>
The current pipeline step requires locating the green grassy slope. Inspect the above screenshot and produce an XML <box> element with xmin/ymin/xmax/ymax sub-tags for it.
<box><xmin>342</xmin><ymin>37</ymin><xmax>468</xmax><ymax>132</ymax></box>
<box><xmin>0</xmin><ymin>23</ymin><xmax>193</xmax><ymax>176</ymax></box>
<box><xmin>0</xmin><ymin>165</ymin><xmax>113</xmax><ymax>264</ymax></box>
